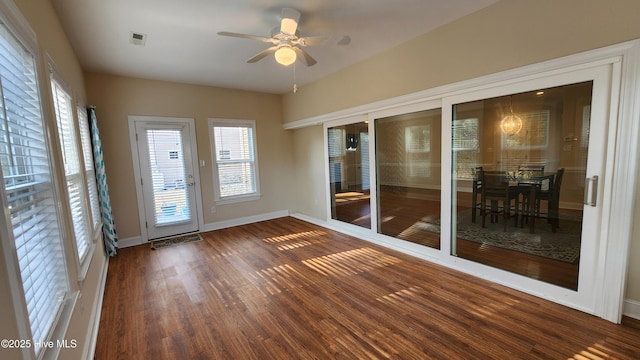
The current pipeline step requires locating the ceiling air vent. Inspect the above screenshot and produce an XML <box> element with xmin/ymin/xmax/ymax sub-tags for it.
<box><xmin>130</xmin><ymin>31</ymin><xmax>147</xmax><ymax>46</ymax></box>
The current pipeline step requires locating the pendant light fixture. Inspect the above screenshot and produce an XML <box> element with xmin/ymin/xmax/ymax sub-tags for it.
<box><xmin>500</xmin><ymin>95</ymin><xmax>523</xmax><ymax>136</ymax></box>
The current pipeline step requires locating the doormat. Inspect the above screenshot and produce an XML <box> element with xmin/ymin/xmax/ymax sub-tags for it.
<box><xmin>150</xmin><ymin>233</ymin><xmax>203</xmax><ymax>250</ymax></box>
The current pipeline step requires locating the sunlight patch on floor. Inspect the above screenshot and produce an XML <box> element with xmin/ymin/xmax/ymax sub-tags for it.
<box><xmin>376</xmin><ymin>286</ymin><xmax>423</xmax><ymax>306</ymax></box>
<box><xmin>466</xmin><ymin>294</ymin><xmax>521</xmax><ymax>319</ymax></box>
<box><xmin>379</xmin><ymin>215</ymin><xmax>396</xmax><ymax>223</ymax></box>
<box><xmin>275</xmin><ymin>240</ymin><xmax>314</xmax><ymax>250</ymax></box>
<box><xmin>262</xmin><ymin>230</ymin><xmax>326</xmax><ymax>244</ymax></box>
<box><xmin>302</xmin><ymin>247</ymin><xmax>402</xmax><ymax>277</ymax></box>
<box><xmin>254</xmin><ymin>264</ymin><xmax>308</xmax><ymax>295</ymax></box>
<box><xmin>570</xmin><ymin>344</ymin><xmax>610</xmax><ymax>359</ymax></box>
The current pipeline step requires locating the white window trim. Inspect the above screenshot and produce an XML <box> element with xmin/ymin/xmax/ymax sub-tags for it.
<box><xmin>76</xmin><ymin>103</ymin><xmax>103</xmax><ymax>240</ymax></box>
<box><xmin>208</xmin><ymin>118</ymin><xmax>261</xmax><ymax>204</ymax></box>
<box><xmin>48</xmin><ymin>61</ymin><xmax>96</xmax><ymax>282</ymax></box>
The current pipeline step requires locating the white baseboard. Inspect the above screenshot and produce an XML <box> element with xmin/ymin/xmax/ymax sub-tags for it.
<box><xmin>118</xmin><ymin>235</ymin><xmax>143</xmax><ymax>248</ymax></box>
<box><xmin>623</xmin><ymin>298</ymin><xmax>640</xmax><ymax>320</ymax></box>
<box><xmin>119</xmin><ymin>210</ymin><xmax>290</xmax><ymax>248</ymax></box>
<box><xmin>290</xmin><ymin>212</ymin><xmax>329</xmax><ymax>228</ymax></box>
<box><xmin>84</xmin><ymin>253</ymin><xmax>109</xmax><ymax>360</ymax></box>
<box><xmin>203</xmin><ymin>210</ymin><xmax>289</xmax><ymax>232</ymax></box>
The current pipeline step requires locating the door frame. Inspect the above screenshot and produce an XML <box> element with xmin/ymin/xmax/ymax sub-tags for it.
<box><xmin>128</xmin><ymin>115</ymin><xmax>204</xmax><ymax>242</ymax></box>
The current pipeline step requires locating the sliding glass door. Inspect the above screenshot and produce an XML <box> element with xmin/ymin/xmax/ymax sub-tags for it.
<box><xmin>328</xmin><ymin>122</ymin><xmax>370</xmax><ymax>229</ymax></box>
<box><xmin>445</xmin><ymin>63</ymin><xmax>612</xmax><ymax>310</ymax></box>
<box><xmin>451</xmin><ymin>82</ymin><xmax>593</xmax><ymax>290</ymax></box>
<box><xmin>375</xmin><ymin>109</ymin><xmax>442</xmax><ymax>249</ymax></box>
<box><xmin>325</xmin><ymin>60</ymin><xmax>617</xmax><ymax>315</ymax></box>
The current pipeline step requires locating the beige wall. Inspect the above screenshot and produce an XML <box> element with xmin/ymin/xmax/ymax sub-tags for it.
<box><xmin>84</xmin><ymin>73</ymin><xmax>294</xmax><ymax>239</ymax></box>
<box><xmin>0</xmin><ymin>1</ymin><xmax>107</xmax><ymax>359</ymax></box>
<box><xmin>282</xmin><ymin>0</ymin><xmax>640</xmax><ymax>304</ymax></box>
<box><xmin>292</xmin><ymin>125</ymin><xmax>326</xmax><ymax>220</ymax></box>
<box><xmin>283</xmin><ymin>0</ymin><xmax>640</xmax><ymax>122</ymax></box>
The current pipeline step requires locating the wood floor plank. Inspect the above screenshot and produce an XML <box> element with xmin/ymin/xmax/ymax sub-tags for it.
<box><xmin>95</xmin><ymin>217</ymin><xmax>640</xmax><ymax>359</ymax></box>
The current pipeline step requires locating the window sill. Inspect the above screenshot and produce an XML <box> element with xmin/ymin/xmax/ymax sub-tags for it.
<box><xmin>215</xmin><ymin>193</ymin><xmax>261</xmax><ymax>205</ymax></box>
<box><xmin>77</xmin><ymin>243</ymin><xmax>96</xmax><ymax>287</ymax></box>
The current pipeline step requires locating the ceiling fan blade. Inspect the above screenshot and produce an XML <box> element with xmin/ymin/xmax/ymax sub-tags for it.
<box><xmin>293</xmin><ymin>47</ymin><xmax>317</xmax><ymax>66</ymax></box>
<box><xmin>296</xmin><ymin>36</ymin><xmax>328</xmax><ymax>46</ymax></box>
<box><xmin>280</xmin><ymin>8</ymin><xmax>300</xmax><ymax>35</ymax></box>
<box><xmin>217</xmin><ymin>31</ymin><xmax>274</xmax><ymax>43</ymax></box>
<box><xmin>247</xmin><ymin>46</ymin><xmax>278</xmax><ymax>63</ymax></box>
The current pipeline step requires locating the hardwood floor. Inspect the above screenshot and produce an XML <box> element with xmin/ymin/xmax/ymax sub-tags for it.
<box><xmin>95</xmin><ymin>217</ymin><xmax>640</xmax><ymax>359</ymax></box>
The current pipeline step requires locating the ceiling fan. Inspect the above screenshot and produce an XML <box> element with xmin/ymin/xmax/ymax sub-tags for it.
<box><xmin>217</xmin><ymin>8</ymin><xmax>350</xmax><ymax>67</ymax></box>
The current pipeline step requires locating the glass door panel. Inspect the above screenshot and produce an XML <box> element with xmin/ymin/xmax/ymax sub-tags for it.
<box><xmin>328</xmin><ymin>122</ymin><xmax>371</xmax><ymax>228</ymax></box>
<box><xmin>375</xmin><ymin>109</ymin><xmax>442</xmax><ymax>248</ymax></box>
<box><xmin>451</xmin><ymin>81</ymin><xmax>593</xmax><ymax>290</ymax></box>
<box><xmin>135</xmin><ymin>122</ymin><xmax>199</xmax><ymax>239</ymax></box>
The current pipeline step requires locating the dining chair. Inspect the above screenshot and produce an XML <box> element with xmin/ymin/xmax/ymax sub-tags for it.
<box><xmin>537</xmin><ymin>168</ymin><xmax>564</xmax><ymax>232</ymax></box>
<box><xmin>516</xmin><ymin>164</ymin><xmax>545</xmax><ymax>228</ymax></box>
<box><xmin>471</xmin><ymin>166</ymin><xmax>483</xmax><ymax>223</ymax></box>
<box><xmin>481</xmin><ymin>171</ymin><xmax>519</xmax><ymax>231</ymax></box>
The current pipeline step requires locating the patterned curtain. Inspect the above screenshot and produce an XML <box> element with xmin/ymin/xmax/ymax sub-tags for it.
<box><xmin>88</xmin><ymin>107</ymin><xmax>118</xmax><ymax>255</ymax></box>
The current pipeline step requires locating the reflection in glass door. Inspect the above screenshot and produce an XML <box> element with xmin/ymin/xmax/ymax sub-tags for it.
<box><xmin>328</xmin><ymin>122</ymin><xmax>371</xmax><ymax>228</ymax></box>
<box><xmin>375</xmin><ymin>109</ymin><xmax>442</xmax><ymax>248</ymax></box>
<box><xmin>451</xmin><ymin>81</ymin><xmax>593</xmax><ymax>290</ymax></box>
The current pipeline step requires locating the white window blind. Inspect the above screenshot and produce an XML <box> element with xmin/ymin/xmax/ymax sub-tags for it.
<box><xmin>0</xmin><ymin>21</ymin><xmax>69</xmax><ymax>355</ymax></box>
<box><xmin>452</xmin><ymin>118</ymin><xmax>480</xmax><ymax>179</ymax></box>
<box><xmin>327</xmin><ymin>128</ymin><xmax>345</xmax><ymax>157</ymax></box>
<box><xmin>209</xmin><ymin>119</ymin><xmax>260</xmax><ymax>202</ymax></box>
<box><xmin>405</xmin><ymin>125</ymin><xmax>431</xmax><ymax>153</ymax></box>
<box><xmin>51</xmin><ymin>78</ymin><xmax>92</xmax><ymax>261</ymax></box>
<box><xmin>146</xmin><ymin>128</ymin><xmax>191</xmax><ymax>225</ymax></box>
<box><xmin>77</xmin><ymin>105</ymin><xmax>101</xmax><ymax>233</ymax></box>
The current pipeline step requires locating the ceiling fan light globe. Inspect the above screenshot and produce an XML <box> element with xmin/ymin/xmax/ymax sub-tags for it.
<box><xmin>275</xmin><ymin>47</ymin><xmax>296</xmax><ymax>66</ymax></box>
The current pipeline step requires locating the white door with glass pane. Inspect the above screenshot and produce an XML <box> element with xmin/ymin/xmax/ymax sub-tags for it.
<box><xmin>132</xmin><ymin>118</ymin><xmax>200</xmax><ymax>240</ymax></box>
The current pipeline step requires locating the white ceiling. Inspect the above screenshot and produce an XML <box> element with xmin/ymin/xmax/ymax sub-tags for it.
<box><xmin>51</xmin><ymin>0</ymin><xmax>497</xmax><ymax>94</ymax></box>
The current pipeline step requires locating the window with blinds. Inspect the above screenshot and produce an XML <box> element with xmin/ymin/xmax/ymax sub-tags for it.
<box><xmin>50</xmin><ymin>78</ymin><xmax>92</xmax><ymax>261</ymax></box>
<box><xmin>327</xmin><ymin>128</ymin><xmax>345</xmax><ymax>158</ymax></box>
<box><xmin>502</xmin><ymin>110</ymin><xmax>550</xmax><ymax>149</ymax></box>
<box><xmin>0</xmin><ymin>21</ymin><xmax>69</xmax><ymax>355</ymax></box>
<box><xmin>77</xmin><ymin>105</ymin><xmax>101</xmax><ymax>234</ymax></box>
<box><xmin>452</xmin><ymin>118</ymin><xmax>480</xmax><ymax>179</ymax></box>
<box><xmin>209</xmin><ymin>119</ymin><xmax>260</xmax><ymax>202</ymax></box>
